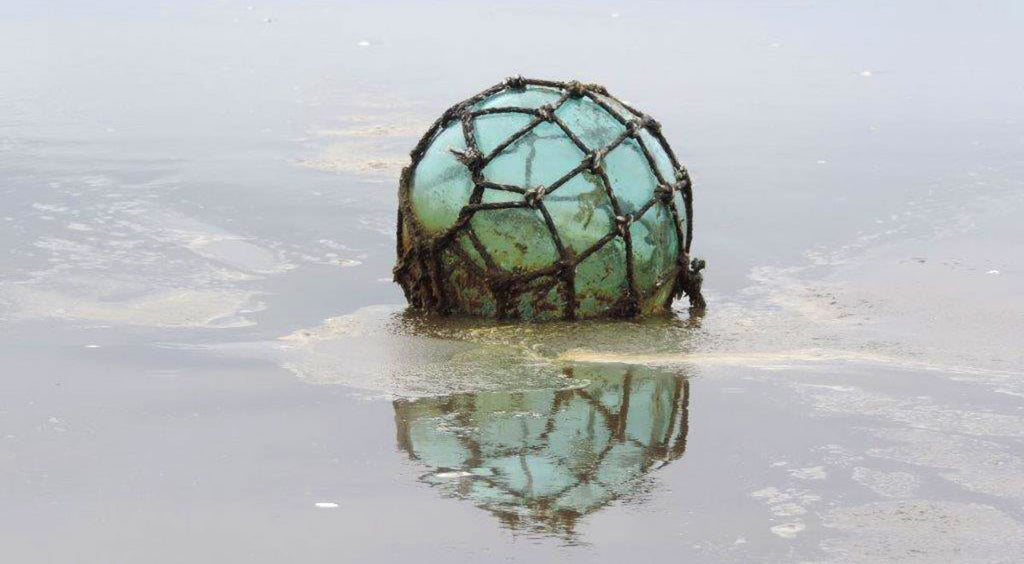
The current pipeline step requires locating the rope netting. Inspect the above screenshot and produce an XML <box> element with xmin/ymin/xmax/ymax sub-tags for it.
<box><xmin>395</xmin><ymin>77</ymin><xmax>706</xmax><ymax>319</ymax></box>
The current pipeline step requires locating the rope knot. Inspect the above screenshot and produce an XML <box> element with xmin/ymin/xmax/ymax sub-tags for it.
<box><xmin>675</xmin><ymin>166</ymin><xmax>690</xmax><ymax>184</ymax></box>
<box><xmin>654</xmin><ymin>183</ymin><xmax>675</xmax><ymax>203</ymax></box>
<box><xmin>586</xmin><ymin>149</ymin><xmax>605</xmax><ymax>172</ymax></box>
<box><xmin>505</xmin><ymin>75</ymin><xmax>526</xmax><ymax>90</ymax></box>
<box><xmin>642</xmin><ymin>115</ymin><xmax>660</xmax><ymax>131</ymax></box>
<box><xmin>626</xmin><ymin>119</ymin><xmax>642</xmax><ymax>137</ymax></box>
<box><xmin>535</xmin><ymin>104</ymin><xmax>555</xmax><ymax>122</ymax></box>
<box><xmin>449</xmin><ymin>147</ymin><xmax>484</xmax><ymax>171</ymax></box>
<box><xmin>615</xmin><ymin>214</ymin><xmax>633</xmax><ymax>236</ymax></box>
<box><xmin>524</xmin><ymin>185</ymin><xmax>547</xmax><ymax>208</ymax></box>
<box><xmin>566</xmin><ymin>80</ymin><xmax>587</xmax><ymax>98</ymax></box>
<box><xmin>555</xmin><ymin>259</ymin><xmax>572</xmax><ymax>276</ymax></box>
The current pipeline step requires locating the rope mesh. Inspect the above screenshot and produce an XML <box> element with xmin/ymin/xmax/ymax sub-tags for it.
<box><xmin>395</xmin><ymin>77</ymin><xmax>706</xmax><ymax>320</ymax></box>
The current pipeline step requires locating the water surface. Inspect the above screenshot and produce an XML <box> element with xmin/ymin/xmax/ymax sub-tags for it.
<box><xmin>2</xmin><ymin>1</ymin><xmax>1023</xmax><ymax>561</ymax></box>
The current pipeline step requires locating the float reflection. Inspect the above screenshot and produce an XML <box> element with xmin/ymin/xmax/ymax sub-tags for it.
<box><xmin>393</xmin><ymin>364</ymin><xmax>690</xmax><ymax>536</ymax></box>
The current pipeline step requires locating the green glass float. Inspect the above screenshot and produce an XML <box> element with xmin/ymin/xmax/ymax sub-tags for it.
<box><xmin>393</xmin><ymin>364</ymin><xmax>690</xmax><ymax>535</ymax></box>
<box><xmin>394</xmin><ymin>77</ymin><xmax>705</xmax><ymax>320</ymax></box>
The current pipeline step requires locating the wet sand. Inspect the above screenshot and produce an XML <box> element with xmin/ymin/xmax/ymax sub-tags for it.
<box><xmin>2</xmin><ymin>1</ymin><xmax>1023</xmax><ymax>561</ymax></box>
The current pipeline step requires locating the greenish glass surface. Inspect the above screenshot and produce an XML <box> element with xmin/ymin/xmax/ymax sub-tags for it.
<box><xmin>554</xmin><ymin>97</ymin><xmax>624</xmax><ymax>149</ymax></box>
<box><xmin>602</xmin><ymin>137</ymin><xmax>659</xmax><ymax>215</ymax></box>
<box><xmin>543</xmin><ymin>172</ymin><xmax>614</xmax><ymax>255</ymax></box>
<box><xmin>479</xmin><ymin>187</ymin><xmax>520</xmax><ymax>205</ymax></box>
<box><xmin>455</xmin><ymin>232</ymin><xmax>487</xmax><ymax>270</ymax></box>
<box><xmin>573</xmin><ymin>238</ymin><xmax>628</xmax><ymax>312</ymax></box>
<box><xmin>482</xmin><ymin>120</ymin><xmax>584</xmax><ymax>186</ymax></box>
<box><xmin>630</xmin><ymin>204</ymin><xmax>679</xmax><ymax>297</ymax></box>
<box><xmin>638</xmin><ymin>128</ymin><xmax>676</xmax><ymax>182</ymax></box>
<box><xmin>469</xmin><ymin>207</ymin><xmax>558</xmax><ymax>273</ymax></box>
<box><xmin>410</xmin><ymin>122</ymin><xmax>472</xmax><ymax>234</ymax></box>
<box><xmin>474</xmin><ymin>112</ymin><xmax>535</xmax><ymax>155</ymax></box>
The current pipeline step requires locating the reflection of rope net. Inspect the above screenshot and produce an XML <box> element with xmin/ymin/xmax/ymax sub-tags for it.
<box><xmin>393</xmin><ymin>368</ymin><xmax>690</xmax><ymax>536</ymax></box>
<box><xmin>395</xmin><ymin>77</ymin><xmax>706</xmax><ymax>319</ymax></box>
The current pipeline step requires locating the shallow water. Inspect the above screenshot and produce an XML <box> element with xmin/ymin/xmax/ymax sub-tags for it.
<box><xmin>2</xmin><ymin>1</ymin><xmax>1023</xmax><ymax>561</ymax></box>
